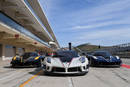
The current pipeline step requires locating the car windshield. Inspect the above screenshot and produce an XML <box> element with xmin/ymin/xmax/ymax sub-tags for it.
<box><xmin>53</xmin><ymin>51</ymin><xmax>79</xmax><ymax>58</ymax></box>
<box><xmin>93</xmin><ymin>51</ymin><xmax>112</xmax><ymax>58</ymax></box>
<box><xmin>22</xmin><ymin>53</ymin><xmax>38</xmax><ymax>59</ymax></box>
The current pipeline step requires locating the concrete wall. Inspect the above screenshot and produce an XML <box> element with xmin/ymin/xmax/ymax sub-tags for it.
<box><xmin>5</xmin><ymin>45</ymin><xmax>15</xmax><ymax>59</ymax></box>
<box><xmin>0</xmin><ymin>44</ymin><xmax>2</xmax><ymax>60</ymax></box>
<box><xmin>17</xmin><ymin>48</ymin><xmax>25</xmax><ymax>56</ymax></box>
<box><xmin>0</xmin><ymin>42</ymin><xmax>39</xmax><ymax>60</ymax></box>
<box><xmin>25</xmin><ymin>48</ymin><xmax>36</xmax><ymax>53</ymax></box>
<box><xmin>0</xmin><ymin>44</ymin><xmax>26</xmax><ymax>60</ymax></box>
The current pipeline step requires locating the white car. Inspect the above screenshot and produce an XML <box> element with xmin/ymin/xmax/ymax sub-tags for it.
<box><xmin>42</xmin><ymin>50</ymin><xmax>89</xmax><ymax>75</ymax></box>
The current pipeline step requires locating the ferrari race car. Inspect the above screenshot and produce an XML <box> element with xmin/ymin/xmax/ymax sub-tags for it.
<box><xmin>11</xmin><ymin>52</ymin><xmax>44</xmax><ymax>67</ymax></box>
<box><xmin>43</xmin><ymin>50</ymin><xmax>89</xmax><ymax>75</ymax></box>
<box><xmin>88</xmin><ymin>51</ymin><xmax>122</xmax><ymax>67</ymax></box>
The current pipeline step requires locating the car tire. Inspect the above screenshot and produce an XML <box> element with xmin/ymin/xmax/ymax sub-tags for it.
<box><xmin>36</xmin><ymin>59</ymin><xmax>42</xmax><ymax>67</ymax></box>
<box><xmin>11</xmin><ymin>64</ymin><xmax>15</xmax><ymax>68</ymax></box>
<box><xmin>89</xmin><ymin>59</ymin><xmax>94</xmax><ymax>67</ymax></box>
<box><xmin>117</xmin><ymin>65</ymin><xmax>121</xmax><ymax>68</ymax></box>
<box><xmin>36</xmin><ymin>63</ymin><xmax>41</xmax><ymax>67</ymax></box>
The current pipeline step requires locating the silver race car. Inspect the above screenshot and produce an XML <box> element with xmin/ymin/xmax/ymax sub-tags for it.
<box><xmin>42</xmin><ymin>50</ymin><xmax>89</xmax><ymax>75</ymax></box>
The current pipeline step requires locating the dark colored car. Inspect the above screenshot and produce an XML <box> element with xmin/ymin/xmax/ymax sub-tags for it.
<box><xmin>87</xmin><ymin>51</ymin><xmax>122</xmax><ymax>67</ymax></box>
<box><xmin>11</xmin><ymin>52</ymin><xmax>44</xmax><ymax>67</ymax></box>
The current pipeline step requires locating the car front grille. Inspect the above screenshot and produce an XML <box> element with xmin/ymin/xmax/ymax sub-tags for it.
<box><xmin>52</xmin><ymin>67</ymin><xmax>65</xmax><ymax>72</ymax></box>
<box><xmin>52</xmin><ymin>67</ymin><xmax>82</xmax><ymax>72</ymax></box>
<box><xmin>68</xmin><ymin>67</ymin><xmax>81</xmax><ymax>72</ymax></box>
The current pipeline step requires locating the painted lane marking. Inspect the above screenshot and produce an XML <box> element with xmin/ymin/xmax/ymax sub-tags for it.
<box><xmin>121</xmin><ymin>64</ymin><xmax>130</xmax><ymax>69</ymax></box>
<box><xmin>0</xmin><ymin>69</ymin><xmax>27</xmax><ymax>81</ymax></box>
<box><xmin>0</xmin><ymin>71</ymin><xmax>22</xmax><ymax>81</ymax></box>
<box><xmin>0</xmin><ymin>70</ymin><xmax>16</xmax><ymax>78</ymax></box>
<box><xmin>68</xmin><ymin>77</ymin><xmax>74</xmax><ymax>87</ymax></box>
<box><xmin>19</xmin><ymin>70</ymin><xmax>42</xmax><ymax>87</ymax></box>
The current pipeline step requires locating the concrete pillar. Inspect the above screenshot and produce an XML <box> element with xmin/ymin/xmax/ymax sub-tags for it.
<box><xmin>13</xmin><ymin>46</ymin><xmax>16</xmax><ymax>55</ymax></box>
<box><xmin>15</xmin><ymin>47</ymin><xmax>19</xmax><ymax>55</ymax></box>
<box><xmin>23</xmin><ymin>48</ymin><xmax>25</xmax><ymax>53</ymax></box>
<box><xmin>0</xmin><ymin>0</ymin><xmax>2</xmax><ymax>11</ymax></box>
<box><xmin>0</xmin><ymin>44</ymin><xmax>2</xmax><ymax>60</ymax></box>
<box><xmin>2</xmin><ymin>44</ymin><xmax>5</xmax><ymax>60</ymax></box>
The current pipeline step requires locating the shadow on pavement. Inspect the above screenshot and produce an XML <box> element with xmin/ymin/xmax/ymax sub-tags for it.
<box><xmin>90</xmin><ymin>65</ymin><xmax>120</xmax><ymax>68</ymax></box>
<box><xmin>3</xmin><ymin>65</ymin><xmax>36</xmax><ymax>69</ymax></box>
<box><xmin>29</xmin><ymin>67</ymin><xmax>88</xmax><ymax>77</ymax></box>
<box><xmin>43</xmin><ymin>73</ymin><xmax>88</xmax><ymax>77</ymax></box>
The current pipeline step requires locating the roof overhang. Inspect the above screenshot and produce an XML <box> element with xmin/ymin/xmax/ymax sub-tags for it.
<box><xmin>27</xmin><ymin>0</ymin><xmax>60</xmax><ymax>48</ymax></box>
<box><xmin>0</xmin><ymin>0</ymin><xmax>53</xmax><ymax>43</ymax></box>
<box><xmin>0</xmin><ymin>22</ymin><xmax>53</xmax><ymax>52</ymax></box>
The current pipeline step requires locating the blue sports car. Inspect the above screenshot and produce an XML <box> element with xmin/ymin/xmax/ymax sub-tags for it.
<box><xmin>11</xmin><ymin>52</ymin><xmax>44</xmax><ymax>67</ymax></box>
<box><xmin>88</xmin><ymin>51</ymin><xmax>122</xmax><ymax>67</ymax></box>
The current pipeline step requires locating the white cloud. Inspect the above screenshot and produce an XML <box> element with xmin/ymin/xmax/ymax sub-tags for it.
<box><xmin>84</xmin><ymin>0</ymin><xmax>130</xmax><ymax>18</ymax></box>
<box><xmin>70</xmin><ymin>0</ymin><xmax>129</xmax><ymax>23</ymax></box>
<box><xmin>39</xmin><ymin>0</ymin><xmax>60</xmax><ymax>16</ymax></box>
<box><xmin>71</xmin><ymin>27</ymin><xmax>130</xmax><ymax>46</ymax></box>
<box><xmin>78</xmin><ymin>28</ymin><xmax>130</xmax><ymax>40</ymax></box>
<box><xmin>72</xmin><ymin>18</ymin><xmax>130</xmax><ymax>30</ymax></box>
<box><xmin>65</xmin><ymin>0</ymin><xmax>130</xmax><ymax>31</ymax></box>
<box><xmin>40</xmin><ymin>0</ymin><xmax>130</xmax><ymax>46</ymax></box>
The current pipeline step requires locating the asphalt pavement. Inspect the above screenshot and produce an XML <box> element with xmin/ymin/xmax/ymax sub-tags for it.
<box><xmin>0</xmin><ymin>59</ymin><xmax>129</xmax><ymax>87</ymax></box>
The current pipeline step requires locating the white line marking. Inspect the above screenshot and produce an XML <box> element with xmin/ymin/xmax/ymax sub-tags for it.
<box><xmin>0</xmin><ymin>70</ymin><xmax>25</xmax><ymax>81</ymax></box>
<box><xmin>0</xmin><ymin>70</ymin><xmax>17</xmax><ymax>77</ymax></box>
<box><xmin>68</xmin><ymin>77</ymin><xmax>74</xmax><ymax>87</ymax></box>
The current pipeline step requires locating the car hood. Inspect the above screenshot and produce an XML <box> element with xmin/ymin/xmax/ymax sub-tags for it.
<box><xmin>50</xmin><ymin>57</ymin><xmax>83</xmax><ymax>68</ymax></box>
<box><xmin>59</xmin><ymin>57</ymin><xmax>73</xmax><ymax>62</ymax></box>
<box><xmin>24</xmin><ymin>56</ymin><xmax>37</xmax><ymax>62</ymax></box>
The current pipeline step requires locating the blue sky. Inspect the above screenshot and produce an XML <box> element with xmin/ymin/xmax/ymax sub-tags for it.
<box><xmin>39</xmin><ymin>0</ymin><xmax>130</xmax><ymax>47</ymax></box>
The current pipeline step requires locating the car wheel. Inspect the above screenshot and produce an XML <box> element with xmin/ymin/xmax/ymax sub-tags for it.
<box><xmin>40</xmin><ymin>59</ymin><xmax>44</xmax><ymax>67</ymax></box>
<box><xmin>89</xmin><ymin>59</ymin><xmax>94</xmax><ymax>67</ymax></box>
<box><xmin>36</xmin><ymin>59</ymin><xmax>43</xmax><ymax>67</ymax></box>
<box><xmin>36</xmin><ymin>62</ymin><xmax>41</xmax><ymax>67</ymax></box>
<box><xmin>117</xmin><ymin>65</ymin><xmax>121</xmax><ymax>68</ymax></box>
<box><xmin>11</xmin><ymin>64</ymin><xmax>15</xmax><ymax>68</ymax></box>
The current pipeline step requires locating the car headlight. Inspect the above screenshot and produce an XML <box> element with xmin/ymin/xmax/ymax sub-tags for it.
<box><xmin>79</xmin><ymin>57</ymin><xmax>85</xmax><ymax>63</ymax></box>
<box><xmin>13</xmin><ymin>55</ymin><xmax>20</xmax><ymax>60</ymax></box>
<box><xmin>35</xmin><ymin>56</ymin><xmax>40</xmax><ymax>60</ymax></box>
<box><xmin>93</xmin><ymin>56</ymin><xmax>98</xmax><ymax>59</ymax></box>
<box><xmin>47</xmin><ymin>58</ymin><xmax>51</xmax><ymax>63</ymax></box>
<box><xmin>116</xmin><ymin>56</ymin><xmax>120</xmax><ymax>59</ymax></box>
<box><xmin>13</xmin><ymin>56</ymin><xmax>17</xmax><ymax>60</ymax></box>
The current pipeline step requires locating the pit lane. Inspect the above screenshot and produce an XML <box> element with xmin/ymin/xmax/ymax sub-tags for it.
<box><xmin>0</xmin><ymin>59</ymin><xmax>130</xmax><ymax>87</ymax></box>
